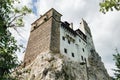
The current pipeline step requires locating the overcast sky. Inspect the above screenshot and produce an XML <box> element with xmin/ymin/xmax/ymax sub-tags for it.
<box><xmin>12</xmin><ymin>0</ymin><xmax>120</xmax><ymax>77</ymax></box>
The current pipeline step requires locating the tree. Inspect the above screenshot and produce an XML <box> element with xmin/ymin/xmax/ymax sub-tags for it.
<box><xmin>0</xmin><ymin>31</ymin><xmax>19</xmax><ymax>80</ymax></box>
<box><xmin>99</xmin><ymin>0</ymin><xmax>120</xmax><ymax>13</ymax></box>
<box><xmin>113</xmin><ymin>49</ymin><xmax>120</xmax><ymax>80</ymax></box>
<box><xmin>0</xmin><ymin>0</ymin><xmax>31</xmax><ymax>79</ymax></box>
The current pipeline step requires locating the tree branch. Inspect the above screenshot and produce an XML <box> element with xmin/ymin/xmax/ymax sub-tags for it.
<box><xmin>9</xmin><ymin>13</ymin><xmax>16</xmax><ymax>20</ymax></box>
<box><xmin>8</xmin><ymin>14</ymin><xmax>24</xmax><ymax>27</ymax></box>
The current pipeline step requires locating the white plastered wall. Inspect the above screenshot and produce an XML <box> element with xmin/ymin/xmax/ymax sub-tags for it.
<box><xmin>60</xmin><ymin>26</ymin><xmax>89</xmax><ymax>63</ymax></box>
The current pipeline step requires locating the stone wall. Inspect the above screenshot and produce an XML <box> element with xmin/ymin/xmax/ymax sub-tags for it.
<box><xmin>24</xmin><ymin>8</ymin><xmax>62</xmax><ymax>65</ymax></box>
<box><xmin>24</xmin><ymin>18</ymin><xmax>52</xmax><ymax>65</ymax></box>
<box><xmin>50</xmin><ymin>9</ymin><xmax>61</xmax><ymax>53</ymax></box>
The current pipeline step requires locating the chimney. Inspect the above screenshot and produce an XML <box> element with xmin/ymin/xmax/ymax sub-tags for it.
<box><xmin>70</xmin><ymin>23</ymin><xmax>73</xmax><ymax>29</ymax></box>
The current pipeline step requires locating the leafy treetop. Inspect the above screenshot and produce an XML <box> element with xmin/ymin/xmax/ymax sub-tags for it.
<box><xmin>100</xmin><ymin>0</ymin><xmax>120</xmax><ymax>13</ymax></box>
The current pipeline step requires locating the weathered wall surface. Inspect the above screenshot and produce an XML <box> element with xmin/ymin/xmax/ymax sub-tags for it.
<box><xmin>24</xmin><ymin>18</ymin><xmax>52</xmax><ymax>65</ymax></box>
<box><xmin>50</xmin><ymin>9</ymin><xmax>61</xmax><ymax>53</ymax></box>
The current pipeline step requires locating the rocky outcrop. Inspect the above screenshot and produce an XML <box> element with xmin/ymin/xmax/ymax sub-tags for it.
<box><xmin>88</xmin><ymin>50</ymin><xmax>111</xmax><ymax>80</ymax></box>
<box><xmin>12</xmin><ymin>51</ymin><xmax>111</xmax><ymax>80</ymax></box>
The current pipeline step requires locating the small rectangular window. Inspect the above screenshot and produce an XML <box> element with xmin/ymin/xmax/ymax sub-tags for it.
<box><xmin>82</xmin><ymin>48</ymin><xmax>84</xmax><ymax>52</ymax></box>
<box><xmin>72</xmin><ymin>53</ymin><xmax>74</xmax><ymax>57</ymax></box>
<box><xmin>62</xmin><ymin>36</ymin><xmax>65</xmax><ymax>40</ymax></box>
<box><xmin>64</xmin><ymin>48</ymin><xmax>67</xmax><ymax>53</ymax></box>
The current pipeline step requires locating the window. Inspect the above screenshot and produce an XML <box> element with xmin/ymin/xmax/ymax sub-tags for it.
<box><xmin>62</xmin><ymin>36</ymin><xmax>65</xmax><ymax>40</ymax></box>
<box><xmin>68</xmin><ymin>40</ymin><xmax>70</xmax><ymax>44</ymax></box>
<box><xmin>81</xmin><ymin>56</ymin><xmax>83</xmax><ymax>60</ymax></box>
<box><xmin>64</xmin><ymin>48</ymin><xmax>67</xmax><ymax>53</ymax></box>
<box><xmin>82</xmin><ymin>48</ymin><xmax>84</xmax><ymax>52</ymax></box>
<box><xmin>72</xmin><ymin>53</ymin><xmax>74</xmax><ymax>57</ymax></box>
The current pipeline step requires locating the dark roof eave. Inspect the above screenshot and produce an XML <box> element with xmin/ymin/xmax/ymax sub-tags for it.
<box><xmin>61</xmin><ymin>22</ymin><xmax>77</xmax><ymax>36</ymax></box>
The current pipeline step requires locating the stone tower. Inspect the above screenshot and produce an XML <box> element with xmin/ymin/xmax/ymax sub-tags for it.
<box><xmin>24</xmin><ymin>8</ymin><xmax>62</xmax><ymax>65</ymax></box>
<box><xmin>80</xmin><ymin>19</ymin><xmax>95</xmax><ymax>55</ymax></box>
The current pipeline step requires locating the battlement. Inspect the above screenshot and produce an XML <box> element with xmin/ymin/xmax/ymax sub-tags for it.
<box><xmin>31</xmin><ymin>8</ymin><xmax>62</xmax><ymax>32</ymax></box>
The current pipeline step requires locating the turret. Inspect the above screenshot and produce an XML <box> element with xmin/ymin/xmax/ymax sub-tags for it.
<box><xmin>79</xmin><ymin>19</ymin><xmax>95</xmax><ymax>55</ymax></box>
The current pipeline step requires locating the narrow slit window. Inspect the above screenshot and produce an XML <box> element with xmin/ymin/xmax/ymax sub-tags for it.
<box><xmin>64</xmin><ymin>48</ymin><xmax>67</xmax><ymax>53</ymax></box>
<box><xmin>72</xmin><ymin>53</ymin><xmax>74</xmax><ymax>57</ymax></box>
<box><xmin>84</xmin><ymin>58</ymin><xmax>86</xmax><ymax>62</ymax></box>
<box><xmin>68</xmin><ymin>40</ymin><xmax>70</xmax><ymax>44</ymax></box>
<box><xmin>82</xmin><ymin>48</ymin><xmax>84</xmax><ymax>52</ymax></box>
<box><xmin>81</xmin><ymin>56</ymin><xmax>83</xmax><ymax>60</ymax></box>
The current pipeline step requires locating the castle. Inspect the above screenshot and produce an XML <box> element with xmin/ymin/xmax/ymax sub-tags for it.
<box><xmin>24</xmin><ymin>8</ymin><xmax>96</xmax><ymax>66</ymax></box>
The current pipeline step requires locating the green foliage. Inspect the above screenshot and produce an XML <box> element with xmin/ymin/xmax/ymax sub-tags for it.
<box><xmin>113</xmin><ymin>49</ymin><xmax>120</xmax><ymax>79</ymax></box>
<box><xmin>0</xmin><ymin>31</ymin><xmax>19</xmax><ymax>80</ymax></box>
<box><xmin>0</xmin><ymin>0</ymin><xmax>32</xmax><ymax>79</ymax></box>
<box><xmin>0</xmin><ymin>0</ymin><xmax>32</xmax><ymax>32</ymax></box>
<box><xmin>100</xmin><ymin>0</ymin><xmax>120</xmax><ymax>13</ymax></box>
